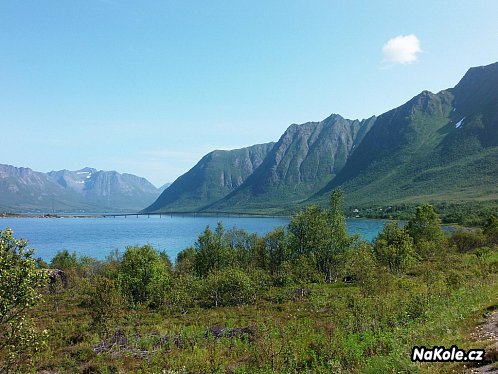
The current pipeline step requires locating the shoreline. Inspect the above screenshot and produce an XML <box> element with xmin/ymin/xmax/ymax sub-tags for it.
<box><xmin>0</xmin><ymin>212</ymin><xmax>479</xmax><ymax>231</ymax></box>
<box><xmin>0</xmin><ymin>213</ymin><xmax>106</xmax><ymax>219</ymax></box>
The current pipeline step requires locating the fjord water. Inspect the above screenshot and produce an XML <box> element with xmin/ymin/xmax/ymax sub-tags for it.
<box><xmin>0</xmin><ymin>216</ymin><xmax>386</xmax><ymax>262</ymax></box>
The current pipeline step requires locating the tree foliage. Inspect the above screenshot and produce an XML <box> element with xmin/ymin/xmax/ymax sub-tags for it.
<box><xmin>201</xmin><ymin>267</ymin><xmax>256</xmax><ymax>307</ymax></box>
<box><xmin>406</xmin><ymin>204</ymin><xmax>446</xmax><ymax>258</ymax></box>
<box><xmin>85</xmin><ymin>276</ymin><xmax>123</xmax><ymax>339</ymax></box>
<box><xmin>0</xmin><ymin>228</ymin><xmax>48</xmax><ymax>372</ymax></box>
<box><xmin>263</xmin><ymin>227</ymin><xmax>289</xmax><ymax>276</ymax></box>
<box><xmin>50</xmin><ymin>249</ymin><xmax>79</xmax><ymax>270</ymax></box>
<box><xmin>373</xmin><ymin>222</ymin><xmax>417</xmax><ymax>274</ymax></box>
<box><xmin>194</xmin><ymin>223</ymin><xmax>228</xmax><ymax>277</ymax></box>
<box><xmin>118</xmin><ymin>244</ymin><xmax>171</xmax><ymax>307</ymax></box>
<box><xmin>449</xmin><ymin>231</ymin><xmax>486</xmax><ymax>253</ymax></box>
<box><xmin>322</xmin><ymin>190</ymin><xmax>354</xmax><ymax>282</ymax></box>
<box><xmin>288</xmin><ymin>205</ymin><xmax>330</xmax><ymax>259</ymax></box>
<box><xmin>287</xmin><ymin>190</ymin><xmax>353</xmax><ymax>282</ymax></box>
<box><xmin>176</xmin><ymin>246</ymin><xmax>196</xmax><ymax>275</ymax></box>
<box><xmin>483</xmin><ymin>215</ymin><xmax>498</xmax><ymax>244</ymax></box>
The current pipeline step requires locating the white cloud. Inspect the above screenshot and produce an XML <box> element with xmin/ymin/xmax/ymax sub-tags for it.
<box><xmin>382</xmin><ymin>34</ymin><xmax>421</xmax><ymax>64</ymax></box>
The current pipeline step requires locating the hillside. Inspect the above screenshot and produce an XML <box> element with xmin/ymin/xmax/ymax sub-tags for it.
<box><xmin>205</xmin><ymin>114</ymin><xmax>375</xmax><ymax>213</ymax></box>
<box><xmin>143</xmin><ymin>142</ymin><xmax>275</xmax><ymax>212</ymax></box>
<box><xmin>313</xmin><ymin>61</ymin><xmax>498</xmax><ymax>209</ymax></box>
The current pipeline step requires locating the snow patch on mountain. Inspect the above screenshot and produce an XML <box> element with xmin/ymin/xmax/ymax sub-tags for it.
<box><xmin>455</xmin><ymin>117</ymin><xmax>465</xmax><ymax>129</ymax></box>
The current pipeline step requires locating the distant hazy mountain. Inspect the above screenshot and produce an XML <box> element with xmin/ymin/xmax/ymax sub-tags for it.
<box><xmin>0</xmin><ymin>165</ymin><xmax>162</xmax><ymax>212</ymax></box>
<box><xmin>145</xmin><ymin>61</ymin><xmax>498</xmax><ymax>214</ymax></box>
<box><xmin>0</xmin><ymin>164</ymin><xmax>87</xmax><ymax>212</ymax></box>
<box><xmin>143</xmin><ymin>142</ymin><xmax>275</xmax><ymax>212</ymax></box>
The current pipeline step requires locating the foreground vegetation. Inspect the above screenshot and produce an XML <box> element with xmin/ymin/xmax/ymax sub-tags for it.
<box><xmin>2</xmin><ymin>192</ymin><xmax>498</xmax><ymax>373</ymax></box>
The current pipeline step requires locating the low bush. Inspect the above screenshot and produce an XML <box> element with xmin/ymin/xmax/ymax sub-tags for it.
<box><xmin>449</xmin><ymin>230</ymin><xmax>486</xmax><ymax>252</ymax></box>
<box><xmin>201</xmin><ymin>267</ymin><xmax>256</xmax><ymax>307</ymax></box>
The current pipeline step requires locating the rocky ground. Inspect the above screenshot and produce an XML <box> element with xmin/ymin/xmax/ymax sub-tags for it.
<box><xmin>466</xmin><ymin>309</ymin><xmax>498</xmax><ymax>373</ymax></box>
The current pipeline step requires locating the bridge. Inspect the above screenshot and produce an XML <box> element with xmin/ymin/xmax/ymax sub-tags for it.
<box><xmin>100</xmin><ymin>211</ymin><xmax>275</xmax><ymax>218</ymax></box>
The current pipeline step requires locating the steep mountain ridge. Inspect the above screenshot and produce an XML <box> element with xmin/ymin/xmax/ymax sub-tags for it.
<box><xmin>313</xmin><ymin>61</ymin><xmax>498</xmax><ymax>208</ymax></box>
<box><xmin>319</xmin><ymin>90</ymin><xmax>454</xmax><ymax>191</ymax></box>
<box><xmin>143</xmin><ymin>142</ymin><xmax>275</xmax><ymax>212</ymax></box>
<box><xmin>204</xmin><ymin>114</ymin><xmax>376</xmax><ymax>212</ymax></box>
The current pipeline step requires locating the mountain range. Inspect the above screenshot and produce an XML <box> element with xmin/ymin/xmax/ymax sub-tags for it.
<box><xmin>144</xmin><ymin>61</ymin><xmax>498</xmax><ymax>214</ymax></box>
<box><xmin>3</xmin><ymin>62</ymin><xmax>497</xmax><ymax>215</ymax></box>
<box><xmin>0</xmin><ymin>165</ymin><xmax>163</xmax><ymax>213</ymax></box>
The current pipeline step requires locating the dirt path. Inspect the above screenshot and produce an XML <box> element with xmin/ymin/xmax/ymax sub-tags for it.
<box><xmin>466</xmin><ymin>310</ymin><xmax>498</xmax><ymax>373</ymax></box>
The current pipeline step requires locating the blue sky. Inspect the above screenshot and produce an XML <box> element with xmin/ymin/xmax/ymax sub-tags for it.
<box><xmin>1</xmin><ymin>1</ymin><xmax>498</xmax><ymax>186</ymax></box>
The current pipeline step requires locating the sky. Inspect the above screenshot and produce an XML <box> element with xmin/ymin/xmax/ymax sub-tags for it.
<box><xmin>1</xmin><ymin>1</ymin><xmax>498</xmax><ymax>187</ymax></box>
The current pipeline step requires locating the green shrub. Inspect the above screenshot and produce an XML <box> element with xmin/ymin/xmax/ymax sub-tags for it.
<box><xmin>193</xmin><ymin>223</ymin><xmax>229</xmax><ymax>277</ymax></box>
<box><xmin>118</xmin><ymin>244</ymin><xmax>171</xmax><ymax>307</ymax></box>
<box><xmin>449</xmin><ymin>230</ymin><xmax>486</xmax><ymax>252</ymax></box>
<box><xmin>50</xmin><ymin>249</ymin><xmax>79</xmax><ymax>270</ymax></box>
<box><xmin>406</xmin><ymin>204</ymin><xmax>447</xmax><ymax>258</ymax></box>
<box><xmin>248</xmin><ymin>268</ymin><xmax>272</xmax><ymax>295</ymax></box>
<box><xmin>373</xmin><ymin>222</ymin><xmax>417</xmax><ymax>274</ymax></box>
<box><xmin>175</xmin><ymin>247</ymin><xmax>196</xmax><ymax>275</ymax></box>
<box><xmin>84</xmin><ymin>276</ymin><xmax>123</xmax><ymax>339</ymax></box>
<box><xmin>445</xmin><ymin>269</ymin><xmax>465</xmax><ymax>290</ymax></box>
<box><xmin>273</xmin><ymin>260</ymin><xmax>295</xmax><ymax>286</ymax></box>
<box><xmin>290</xmin><ymin>255</ymin><xmax>323</xmax><ymax>284</ymax></box>
<box><xmin>483</xmin><ymin>216</ymin><xmax>498</xmax><ymax>245</ymax></box>
<box><xmin>201</xmin><ymin>267</ymin><xmax>256</xmax><ymax>307</ymax></box>
<box><xmin>166</xmin><ymin>273</ymin><xmax>203</xmax><ymax>312</ymax></box>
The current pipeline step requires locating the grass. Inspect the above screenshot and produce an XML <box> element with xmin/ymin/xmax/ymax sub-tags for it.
<box><xmin>25</xmin><ymin>249</ymin><xmax>498</xmax><ymax>373</ymax></box>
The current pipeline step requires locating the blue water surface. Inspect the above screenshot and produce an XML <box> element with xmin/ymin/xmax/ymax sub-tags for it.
<box><xmin>0</xmin><ymin>215</ymin><xmax>386</xmax><ymax>262</ymax></box>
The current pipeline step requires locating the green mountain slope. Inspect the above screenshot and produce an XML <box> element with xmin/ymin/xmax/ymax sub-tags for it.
<box><xmin>143</xmin><ymin>142</ymin><xmax>275</xmax><ymax>213</ymax></box>
<box><xmin>313</xmin><ymin>61</ymin><xmax>498</xmax><ymax>209</ymax></box>
<box><xmin>204</xmin><ymin>114</ymin><xmax>376</xmax><ymax>213</ymax></box>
